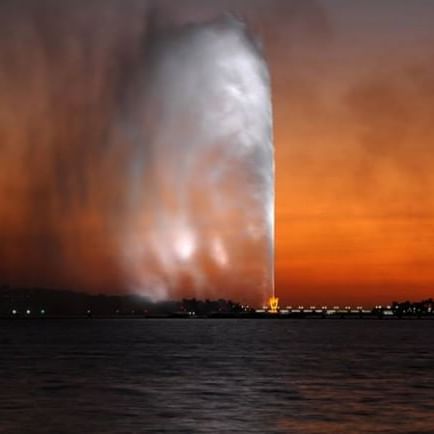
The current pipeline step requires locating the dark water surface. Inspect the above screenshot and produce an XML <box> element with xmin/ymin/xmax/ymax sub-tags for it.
<box><xmin>0</xmin><ymin>319</ymin><xmax>433</xmax><ymax>433</ymax></box>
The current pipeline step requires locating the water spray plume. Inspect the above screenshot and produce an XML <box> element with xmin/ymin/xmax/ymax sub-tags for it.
<box><xmin>119</xmin><ymin>16</ymin><xmax>275</xmax><ymax>305</ymax></box>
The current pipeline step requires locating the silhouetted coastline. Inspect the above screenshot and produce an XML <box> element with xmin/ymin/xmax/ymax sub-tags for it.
<box><xmin>0</xmin><ymin>287</ymin><xmax>433</xmax><ymax>319</ymax></box>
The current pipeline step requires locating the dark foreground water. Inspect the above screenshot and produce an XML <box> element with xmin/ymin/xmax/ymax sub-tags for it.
<box><xmin>0</xmin><ymin>320</ymin><xmax>433</xmax><ymax>434</ymax></box>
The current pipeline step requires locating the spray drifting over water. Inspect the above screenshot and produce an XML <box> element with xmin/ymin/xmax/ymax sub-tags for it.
<box><xmin>119</xmin><ymin>16</ymin><xmax>274</xmax><ymax>303</ymax></box>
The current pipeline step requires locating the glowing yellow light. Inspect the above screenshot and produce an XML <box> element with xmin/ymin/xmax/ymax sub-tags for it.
<box><xmin>174</xmin><ymin>229</ymin><xmax>196</xmax><ymax>261</ymax></box>
<box><xmin>268</xmin><ymin>296</ymin><xmax>279</xmax><ymax>313</ymax></box>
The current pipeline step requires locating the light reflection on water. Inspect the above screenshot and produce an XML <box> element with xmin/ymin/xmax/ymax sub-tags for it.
<box><xmin>0</xmin><ymin>319</ymin><xmax>433</xmax><ymax>433</ymax></box>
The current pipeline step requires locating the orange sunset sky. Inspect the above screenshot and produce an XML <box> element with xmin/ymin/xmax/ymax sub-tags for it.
<box><xmin>273</xmin><ymin>1</ymin><xmax>434</xmax><ymax>304</ymax></box>
<box><xmin>1</xmin><ymin>1</ymin><xmax>434</xmax><ymax>306</ymax></box>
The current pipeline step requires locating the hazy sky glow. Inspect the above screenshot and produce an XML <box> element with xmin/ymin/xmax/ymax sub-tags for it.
<box><xmin>1</xmin><ymin>0</ymin><xmax>434</xmax><ymax>305</ymax></box>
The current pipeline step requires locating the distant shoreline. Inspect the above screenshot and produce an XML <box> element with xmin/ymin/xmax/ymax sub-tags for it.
<box><xmin>2</xmin><ymin>288</ymin><xmax>433</xmax><ymax>320</ymax></box>
<box><xmin>2</xmin><ymin>314</ymin><xmax>434</xmax><ymax>320</ymax></box>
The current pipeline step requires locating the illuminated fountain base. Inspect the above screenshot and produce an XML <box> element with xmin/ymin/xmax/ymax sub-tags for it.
<box><xmin>268</xmin><ymin>296</ymin><xmax>279</xmax><ymax>313</ymax></box>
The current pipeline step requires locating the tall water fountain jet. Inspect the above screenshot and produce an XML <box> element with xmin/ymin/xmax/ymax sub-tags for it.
<box><xmin>119</xmin><ymin>16</ymin><xmax>274</xmax><ymax>305</ymax></box>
